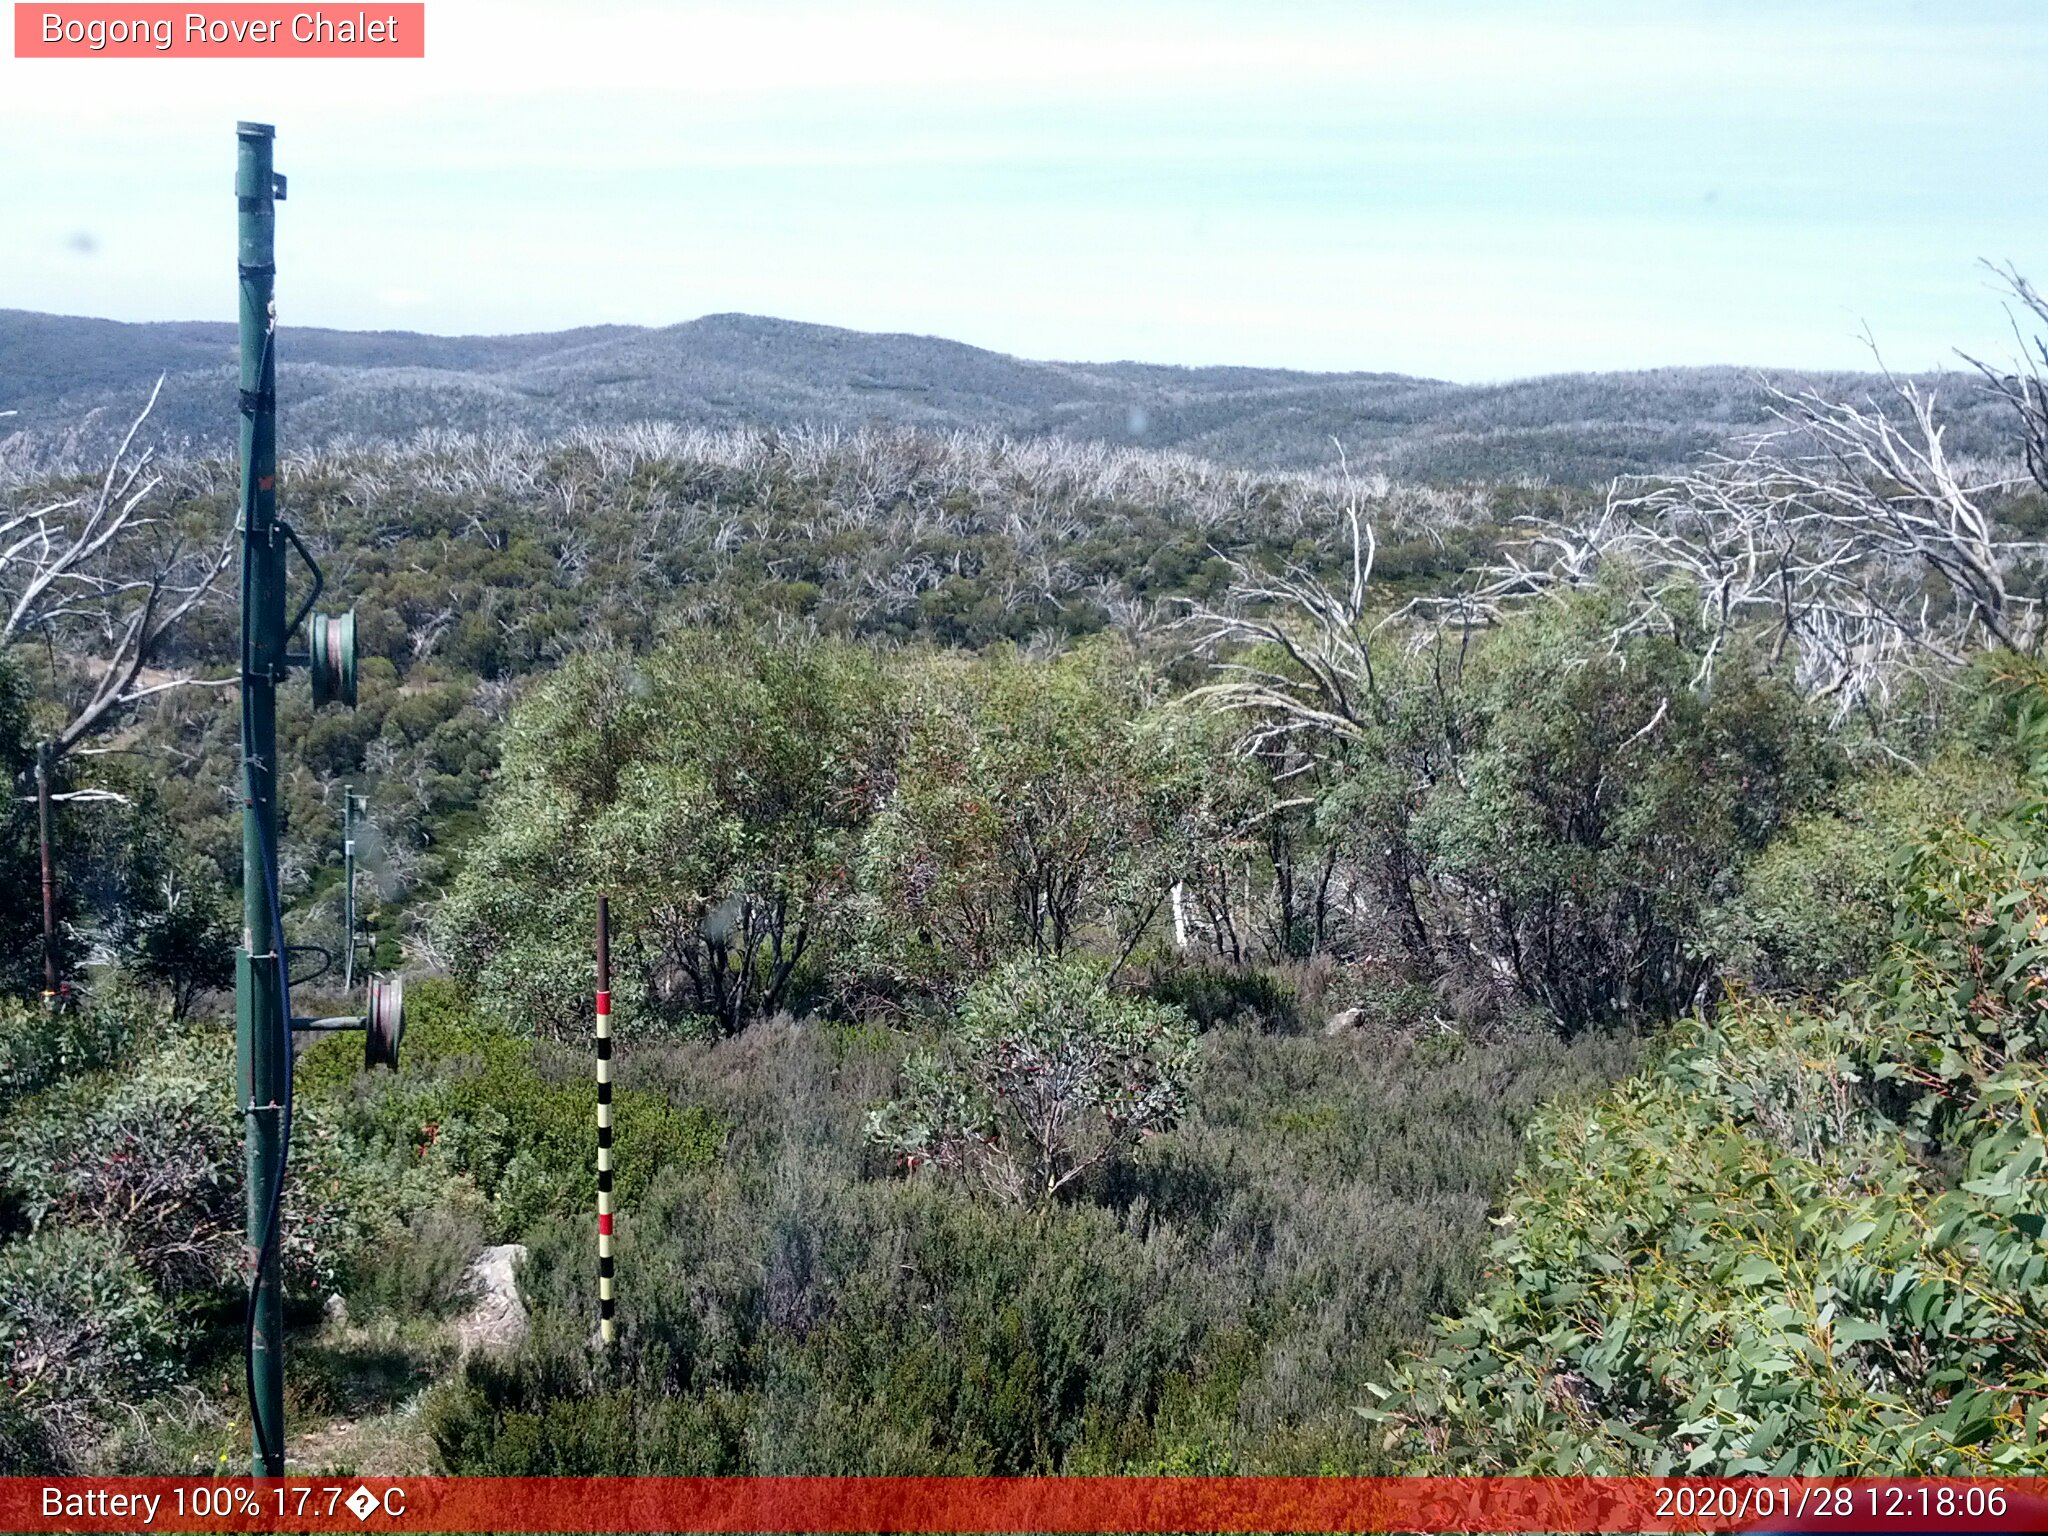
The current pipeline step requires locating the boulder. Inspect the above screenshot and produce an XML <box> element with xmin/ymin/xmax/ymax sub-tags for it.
<box><xmin>452</xmin><ymin>1243</ymin><xmax>529</xmax><ymax>1360</ymax></box>
<box><xmin>1323</xmin><ymin>1007</ymin><xmax>1366</xmax><ymax>1036</ymax></box>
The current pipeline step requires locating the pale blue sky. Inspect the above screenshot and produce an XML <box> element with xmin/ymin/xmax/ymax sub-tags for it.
<box><xmin>3</xmin><ymin>0</ymin><xmax>2044</xmax><ymax>379</ymax></box>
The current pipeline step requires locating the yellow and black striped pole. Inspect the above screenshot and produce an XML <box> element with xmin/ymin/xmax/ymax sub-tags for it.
<box><xmin>595</xmin><ymin>896</ymin><xmax>616</xmax><ymax>1346</ymax></box>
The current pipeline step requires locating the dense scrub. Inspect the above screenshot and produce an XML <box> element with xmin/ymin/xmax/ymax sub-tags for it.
<box><xmin>5</xmin><ymin>357</ymin><xmax>2044</xmax><ymax>1479</ymax></box>
<box><xmin>1</xmin><ymin>958</ymin><xmax>1629</xmax><ymax>1473</ymax></box>
<box><xmin>1305</xmin><ymin>590</ymin><xmax>1835</xmax><ymax>1028</ymax></box>
<box><xmin>1363</xmin><ymin>668</ymin><xmax>2048</xmax><ymax>1472</ymax></box>
<box><xmin>0</xmin><ymin>989</ymin><xmax>373</xmax><ymax>1471</ymax></box>
<box><xmin>445</xmin><ymin>595</ymin><xmax>1837</xmax><ymax>1048</ymax></box>
<box><xmin>426</xmin><ymin>1005</ymin><xmax>1629</xmax><ymax>1474</ymax></box>
<box><xmin>2</xmin><ymin>426</ymin><xmax>1519</xmax><ymax>986</ymax></box>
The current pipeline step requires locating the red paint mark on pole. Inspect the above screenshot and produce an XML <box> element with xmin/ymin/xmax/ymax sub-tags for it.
<box><xmin>595</xmin><ymin>895</ymin><xmax>615</xmax><ymax>1346</ymax></box>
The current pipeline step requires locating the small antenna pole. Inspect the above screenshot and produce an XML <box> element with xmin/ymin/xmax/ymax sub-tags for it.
<box><xmin>36</xmin><ymin>742</ymin><xmax>58</xmax><ymax>1009</ymax></box>
<box><xmin>342</xmin><ymin>785</ymin><xmax>357</xmax><ymax>992</ymax></box>
<box><xmin>595</xmin><ymin>895</ymin><xmax>616</xmax><ymax>1346</ymax></box>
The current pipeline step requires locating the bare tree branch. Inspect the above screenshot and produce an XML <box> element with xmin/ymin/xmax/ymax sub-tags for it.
<box><xmin>0</xmin><ymin>378</ymin><xmax>235</xmax><ymax>761</ymax></box>
<box><xmin>1459</xmin><ymin>364</ymin><xmax>2043</xmax><ymax>720</ymax></box>
<box><xmin>1961</xmin><ymin>259</ymin><xmax>2048</xmax><ymax>498</ymax></box>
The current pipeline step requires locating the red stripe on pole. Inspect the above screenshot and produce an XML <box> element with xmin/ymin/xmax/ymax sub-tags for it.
<box><xmin>4</xmin><ymin>1478</ymin><xmax>2046</xmax><ymax>1533</ymax></box>
<box><xmin>595</xmin><ymin>896</ymin><xmax>614</xmax><ymax>1346</ymax></box>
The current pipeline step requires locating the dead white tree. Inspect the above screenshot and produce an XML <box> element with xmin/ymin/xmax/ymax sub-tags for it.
<box><xmin>1</xmin><ymin>379</ymin><xmax>235</xmax><ymax>996</ymax></box>
<box><xmin>1964</xmin><ymin>261</ymin><xmax>2048</xmax><ymax>498</ymax></box>
<box><xmin>1183</xmin><ymin>451</ymin><xmax>1464</xmax><ymax>969</ymax></box>
<box><xmin>1185</xmin><ymin>444</ymin><xmax>1387</xmax><ymax>756</ymax></box>
<box><xmin>1471</xmin><ymin>370</ymin><xmax>2042</xmax><ymax>719</ymax></box>
<box><xmin>2</xmin><ymin>379</ymin><xmax>237</xmax><ymax>743</ymax></box>
<box><xmin>1182</xmin><ymin>339</ymin><xmax>2048</xmax><ymax>992</ymax></box>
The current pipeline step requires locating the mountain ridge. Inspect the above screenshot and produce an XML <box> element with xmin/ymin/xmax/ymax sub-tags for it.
<box><xmin>0</xmin><ymin>307</ymin><xmax>2004</xmax><ymax>484</ymax></box>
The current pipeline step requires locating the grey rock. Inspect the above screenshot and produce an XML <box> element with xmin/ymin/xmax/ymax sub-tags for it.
<box><xmin>452</xmin><ymin>1243</ymin><xmax>529</xmax><ymax>1360</ymax></box>
<box><xmin>1323</xmin><ymin>1007</ymin><xmax>1366</xmax><ymax>1036</ymax></box>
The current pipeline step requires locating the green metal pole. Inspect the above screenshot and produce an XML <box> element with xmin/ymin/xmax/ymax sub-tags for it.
<box><xmin>234</xmin><ymin>119</ymin><xmax>288</xmax><ymax>1479</ymax></box>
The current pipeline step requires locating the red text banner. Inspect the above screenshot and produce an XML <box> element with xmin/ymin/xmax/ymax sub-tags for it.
<box><xmin>6</xmin><ymin>1477</ymin><xmax>2048</xmax><ymax>1533</ymax></box>
<box><xmin>14</xmin><ymin>4</ymin><xmax>425</xmax><ymax>57</ymax></box>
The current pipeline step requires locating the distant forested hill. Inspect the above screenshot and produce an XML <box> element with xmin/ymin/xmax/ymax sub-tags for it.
<box><xmin>0</xmin><ymin>307</ymin><xmax>2007</xmax><ymax>483</ymax></box>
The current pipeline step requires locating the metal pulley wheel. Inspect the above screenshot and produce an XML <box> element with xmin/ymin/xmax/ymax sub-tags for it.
<box><xmin>309</xmin><ymin>609</ymin><xmax>358</xmax><ymax>709</ymax></box>
<box><xmin>364</xmin><ymin>972</ymin><xmax>404</xmax><ymax>1069</ymax></box>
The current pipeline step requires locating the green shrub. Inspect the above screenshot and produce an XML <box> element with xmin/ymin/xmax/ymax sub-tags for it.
<box><xmin>344</xmin><ymin>1185</ymin><xmax>492</xmax><ymax>1319</ymax></box>
<box><xmin>0</xmin><ymin>985</ymin><xmax>149</xmax><ymax>1115</ymax></box>
<box><xmin>335</xmin><ymin>988</ymin><xmax>722</xmax><ymax>1241</ymax></box>
<box><xmin>848</xmin><ymin>644</ymin><xmax>1194</xmax><ymax>998</ymax></box>
<box><xmin>1396</xmin><ymin>596</ymin><xmax>1834</xmax><ymax>1028</ymax></box>
<box><xmin>0</xmin><ymin>1224</ymin><xmax>177</xmax><ymax>1466</ymax></box>
<box><xmin>1873</xmin><ymin>789</ymin><xmax>2048</xmax><ymax>1149</ymax></box>
<box><xmin>427</xmin><ymin>1006</ymin><xmax>1627</xmax><ymax>1475</ymax></box>
<box><xmin>441</xmin><ymin>634</ymin><xmax>895</xmax><ymax>1037</ymax></box>
<box><xmin>1365</xmin><ymin>999</ymin><xmax>2048</xmax><ymax>1473</ymax></box>
<box><xmin>1364</xmin><ymin>688</ymin><xmax>2048</xmax><ymax>1473</ymax></box>
<box><xmin>439</xmin><ymin>1185</ymin><xmax>1228</xmax><ymax>1475</ymax></box>
<box><xmin>1704</xmin><ymin>755</ymin><xmax>2012</xmax><ymax>998</ymax></box>
<box><xmin>0</xmin><ymin>994</ymin><xmax>401</xmax><ymax>1467</ymax></box>
<box><xmin>868</xmin><ymin>957</ymin><xmax>1200</xmax><ymax>1207</ymax></box>
<box><xmin>127</xmin><ymin>856</ymin><xmax>238</xmax><ymax>1020</ymax></box>
<box><xmin>428</xmin><ymin>1374</ymin><xmax>744</xmax><ymax>1475</ymax></box>
<box><xmin>5</xmin><ymin>1025</ymin><xmax>369</xmax><ymax>1299</ymax></box>
<box><xmin>1145</xmin><ymin>961</ymin><xmax>1298</xmax><ymax>1033</ymax></box>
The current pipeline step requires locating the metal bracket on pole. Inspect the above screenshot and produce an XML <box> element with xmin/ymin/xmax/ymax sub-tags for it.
<box><xmin>234</xmin><ymin>118</ymin><xmax>289</xmax><ymax>1479</ymax></box>
<box><xmin>231</xmin><ymin>117</ymin><xmax>402</xmax><ymax>1481</ymax></box>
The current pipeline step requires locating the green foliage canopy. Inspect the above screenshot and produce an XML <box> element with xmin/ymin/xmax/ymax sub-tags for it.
<box><xmin>868</xmin><ymin>957</ymin><xmax>1200</xmax><ymax>1208</ymax></box>
<box><xmin>851</xmin><ymin>645</ymin><xmax>1203</xmax><ymax>996</ymax></box>
<box><xmin>444</xmin><ymin>633</ymin><xmax>895</xmax><ymax>1036</ymax></box>
<box><xmin>1362</xmin><ymin>670</ymin><xmax>2048</xmax><ymax>1472</ymax></box>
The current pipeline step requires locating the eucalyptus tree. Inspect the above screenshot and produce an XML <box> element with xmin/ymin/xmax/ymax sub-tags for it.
<box><xmin>443</xmin><ymin>630</ymin><xmax>897</xmax><ymax>1037</ymax></box>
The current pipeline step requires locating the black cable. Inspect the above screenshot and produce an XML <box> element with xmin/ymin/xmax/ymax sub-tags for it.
<box><xmin>244</xmin><ymin>798</ymin><xmax>295</xmax><ymax>1473</ymax></box>
<box><xmin>238</xmin><ymin>314</ymin><xmax>295</xmax><ymax>1476</ymax></box>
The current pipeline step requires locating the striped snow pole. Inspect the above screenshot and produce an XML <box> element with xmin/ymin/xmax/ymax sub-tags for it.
<box><xmin>595</xmin><ymin>896</ymin><xmax>616</xmax><ymax>1346</ymax></box>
